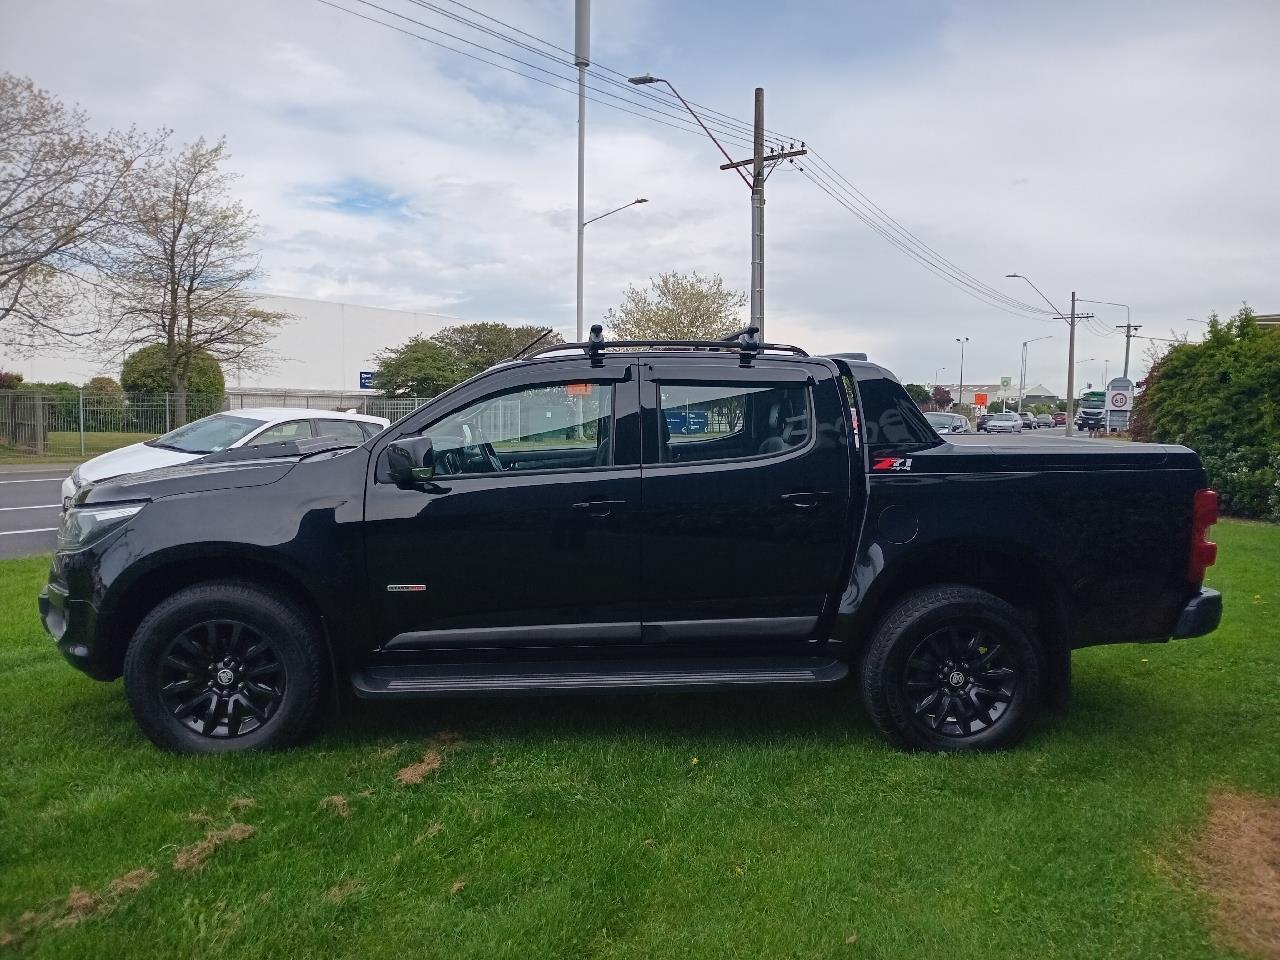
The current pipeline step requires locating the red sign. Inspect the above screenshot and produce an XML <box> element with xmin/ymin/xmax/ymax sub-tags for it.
<box><xmin>566</xmin><ymin>383</ymin><xmax>593</xmax><ymax>397</ymax></box>
<box><xmin>974</xmin><ymin>392</ymin><xmax>988</xmax><ymax>407</ymax></box>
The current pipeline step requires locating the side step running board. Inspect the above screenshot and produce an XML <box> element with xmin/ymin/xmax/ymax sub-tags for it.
<box><xmin>351</xmin><ymin>657</ymin><xmax>848</xmax><ymax>699</ymax></box>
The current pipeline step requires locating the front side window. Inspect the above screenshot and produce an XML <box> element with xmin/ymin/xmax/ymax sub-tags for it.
<box><xmin>248</xmin><ymin>420</ymin><xmax>314</xmax><ymax>446</ymax></box>
<box><xmin>656</xmin><ymin>382</ymin><xmax>810</xmax><ymax>464</ymax></box>
<box><xmin>313</xmin><ymin>419</ymin><xmax>369</xmax><ymax>445</ymax></box>
<box><xmin>423</xmin><ymin>382</ymin><xmax>613</xmax><ymax>477</ymax></box>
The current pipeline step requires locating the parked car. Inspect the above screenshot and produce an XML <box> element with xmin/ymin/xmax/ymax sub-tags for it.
<box><xmin>1018</xmin><ymin>412</ymin><xmax>1037</xmax><ymax>430</ymax></box>
<box><xmin>924</xmin><ymin>411</ymin><xmax>971</xmax><ymax>435</ymax></box>
<box><xmin>41</xmin><ymin>328</ymin><xmax>1222</xmax><ymax>755</ymax></box>
<box><xmin>1052</xmin><ymin>412</ymin><xmax>1067</xmax><ymax>426</ymax></box>
<box><xmin>1036</xmin><ymin>414</ymin><xmax>1055</xmax><ymax>429</ymax></box>
<box><xmin>985</xmin><ymin>412</ymin><xmax>1023</xmax><ymax>434</ymax></box>
<box><xmin>60</xmin><ymin>408</ymin><xmax>390</xmax><ymax>510</ymax></box>
<box><xmin>975</xmin><ymin>413</ymin><xmax>993</xmax><ymax>432</ymax></box>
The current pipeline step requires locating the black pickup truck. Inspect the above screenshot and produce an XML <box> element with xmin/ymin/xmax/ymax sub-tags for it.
<box><xmin>40</xmin><ymin>328</ymin><xmax>1222</xmax><ymax>753</ymax></box>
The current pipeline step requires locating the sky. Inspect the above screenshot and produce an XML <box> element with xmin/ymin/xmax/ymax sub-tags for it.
<box><xmin>2</xmin><ymin>0</ymin><xmax>1277</xmax><ymax>393</ymax></box>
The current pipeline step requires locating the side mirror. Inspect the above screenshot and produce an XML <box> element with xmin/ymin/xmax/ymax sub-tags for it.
<box><xmin>386</xmin><ymin>436</ymin><xmax>435</xmax><ymax>490</ymax></box>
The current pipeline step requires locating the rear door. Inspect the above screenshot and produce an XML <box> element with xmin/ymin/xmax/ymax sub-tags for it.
<box><xmin>637</xmin><ymin>359</ymin><xmax>852</xmax><ymax>647</ymax></box>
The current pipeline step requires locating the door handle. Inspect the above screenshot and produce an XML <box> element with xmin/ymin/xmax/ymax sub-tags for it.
<box><xmin>571</xmin><ymin>499</ymin><xmax>627</xmax><ymax>518</ymax></box>
<box><xmin>780</xmin><ymin>491</ymin><xmax>833</xmax><ymax>509</ymax></box>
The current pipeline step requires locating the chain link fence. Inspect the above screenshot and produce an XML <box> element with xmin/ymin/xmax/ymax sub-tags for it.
<box><xmin>0</xmin><ymin>390</ymin><xmax>430</xmax><ymax>460</ymax></box>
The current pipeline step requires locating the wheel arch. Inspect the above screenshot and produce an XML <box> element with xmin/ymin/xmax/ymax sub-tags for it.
<box><xmin>98</xmin><ymin>546</ymin><xmax>342</xmax><ymax>686</ymax></box>
<box><xmin>848</xmin><ymin>539</ymin><xmax>1072</xmax><ymax>709</ymax></box>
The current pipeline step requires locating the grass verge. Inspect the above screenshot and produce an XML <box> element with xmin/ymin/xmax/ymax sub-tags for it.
<box><xmin>0</xmin><ymin>521</ymin><xmax>1276</xmax><ymax>958</ymax></box>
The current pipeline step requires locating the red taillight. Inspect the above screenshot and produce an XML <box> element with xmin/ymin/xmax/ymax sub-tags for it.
<box><xmin>1188</xmin><ymin>488</ymin><xmax>1219</xmax><ymax>583</ymax></box>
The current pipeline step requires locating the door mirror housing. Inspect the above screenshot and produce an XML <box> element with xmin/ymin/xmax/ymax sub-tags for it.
<box><xmin>386</xmin><ymin>436</ymin><xmax>435</xmax><ymax>489</ymax></box>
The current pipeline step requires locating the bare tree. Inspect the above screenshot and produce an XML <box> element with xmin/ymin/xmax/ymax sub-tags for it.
<box><xmin>0</xmin><ymin>74</ymin><xmax>165</xmax><ymax>348</ymax></box>
<box><xmin>101</xmin><ymin>137</ymin><xmax>289</xmax><ymax>420</ymax></box>
<box><xmin>603</xmin><ymin>271</ymin><xmax>746</xmax><ymax>341</ymax></box>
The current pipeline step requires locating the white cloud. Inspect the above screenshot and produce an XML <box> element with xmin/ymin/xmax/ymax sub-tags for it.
<box><xmin>1</xmin><ymin>0</ymin><xmax>1276</xmax><ymax>392</ymax></box>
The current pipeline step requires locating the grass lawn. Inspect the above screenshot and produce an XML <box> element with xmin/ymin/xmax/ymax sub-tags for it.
<box><xmin>0</xmin><ymin>432</ymin><xmax>153</xmax><ymax>464</ymax></box>
<box><xmin>1</xmin><ymin>521</ymin><xmax>1276</xmax><ymax>958</ymax></box>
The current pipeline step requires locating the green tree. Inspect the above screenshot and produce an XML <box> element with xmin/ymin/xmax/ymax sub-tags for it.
<box><xmin>82</xmin><ymin>375</ymin><xmax>126</xmax><ymax>431</ymax></box>
<box><xmin>122</xmin><ymin>344</ymin><xmax>224</xmax><ymax>422</ymax></box>
<box><xmin>1130</xmin><ymin>305</ymin><xmax>1280</xmax><ymax>518</ymax></box>
<box><xmin>371</xmin><ymin>336</ymin><xmax>464</xmax><ymax>398</ymax></box>
<box><xmin>431</xmin><ymin>322</ymin><xmax>563</xmax><ymax>379</ymax></box>
<box><xmin>603</xmin><ymin>271</ymin><xmax>745</xmax><ymax>341</ymax></box>
<box><xmin>988</xmin><ymin>399</ymin><xmax>1006</xmax><ymax>413</ymax></box>
<box><xmin>903</xmin><ymin>383</ymin><xmax>931</xmax><ymax>406</ymax></box>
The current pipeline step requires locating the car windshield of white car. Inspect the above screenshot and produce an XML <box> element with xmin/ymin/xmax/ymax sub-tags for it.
<box><xmin>146</xmin><ymin>414</ymin><xmax>267</xmax><ymax>454</ymax></box>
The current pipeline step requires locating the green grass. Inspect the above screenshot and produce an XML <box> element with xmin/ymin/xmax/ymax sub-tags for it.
<box><xmin>0</xmin><ymin>432</ymin><xmax>153</xmax><ymax>463</ymax></box>
<box><xmin>1</xmin><ymin>522</ymin><xmax>1276</xmax><ymax>958</ymax></box>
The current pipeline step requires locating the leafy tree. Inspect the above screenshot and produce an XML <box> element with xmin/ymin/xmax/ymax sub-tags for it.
<box><xmin>371</xmin><ymin>335</ymin><xmax>464</xmax><ymax>398</ymax></box>
<box><xmin>0</xmin><ymin>73</ymin><xmax>166</xmax><ymax>349</ymax></box>
<box><xmin>0</xmin><ymin>370</ymin><xmax>22</xmax><ymax>389</ymax></box>
<box><xmin>432</xmin><ymin>322</ymin><xmax>563</xmax><ymax>379</ymax></box>
<box><xmin>1130</xmin><ymin>305</ymin><xmax>1280</xmax><ymax>518</ymax></box>
<box><xmin>930</xmin><ymin>385</ymin><xmax>953</xmax><ymax>408</ymax></box>
<box><xmin>82</xmin><ymin>375</ymin><xmax>126</xmax><ymax>431</ymax></box>
<box><xmin>122</xmin><ymin>344</ymin><xmax>224</xmax><ymax>397</ymax></box>
<box><xmin>603</xmin><ymin>271</ymin><xmax>746</xmax><ymax>341</ymax></box>
<box><xmin>988</xmin><ymin>400</ymin><xmax>1006</xmax><ymax>413</ymax></box>
<box><xmin>100</xmin><ymin>137</ymin><xmax>287</xmax><ymax>423</ymax></box>
<box><xmin>903</xmin><ymin>383</ymin><xmax>931</xmax><ymax>406</ymax></box>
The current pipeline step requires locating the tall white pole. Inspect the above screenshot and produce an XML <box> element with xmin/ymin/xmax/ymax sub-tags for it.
<box><xmin>574</xmin><ymin>0</ymin><xmax>590</xmax><ymax>342</ymax></box>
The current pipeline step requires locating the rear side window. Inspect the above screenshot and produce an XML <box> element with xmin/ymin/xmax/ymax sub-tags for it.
<box><xmin>656</xmin><ymin>382</ymin><xmax>811</xmax><ymax>464</ymax></box>
<box><xmin>247</xmin><ymin>419</ymin><xmax>314</xmax><ymax>446</ymax></box>
<box><xmin>314</xmin><ymin>419</ymin><xmax>369</xmax><ymax>445</ymax></box>
<box><xmin>856</xmin><ymin>377</ymin><xmax>943</xmax><ymax>455</ymax></box>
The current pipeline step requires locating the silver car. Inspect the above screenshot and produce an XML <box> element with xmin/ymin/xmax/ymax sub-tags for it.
<box><xmin>924</xmin><ymin>411</ymin><xmax>971</xmax><ymax>435</ymax></box>
<box><xmin>985</xmin><ymin>412</ymin><xmax>1023</xmax><ymax>434</ymax></box>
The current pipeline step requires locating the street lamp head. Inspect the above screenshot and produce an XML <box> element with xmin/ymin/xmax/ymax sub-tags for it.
<box><xmin>635</xmin><ymin>198</ymin><xmax>648</xmax><ymax>204</ymax></box>
<box><xmin>1005</xmin><ymin>273</ymin><xmax>1021</xmax><ymax>279</ymax></box>
<box><xmin>628</xmin><ymin>74</ymin><xmax>659</xmax><ymax>85</ymax></box>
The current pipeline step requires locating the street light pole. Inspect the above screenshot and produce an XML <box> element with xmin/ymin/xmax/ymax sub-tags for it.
<box><xmin>1007</xmin><ymin>275</ymin><xmax>1092</xmax><ymax>437</ymax></box>
<box><xmin>1018</xmin><ymin>335</ymin><xmax>1053</xmax><ymax>413</ymax></box>
<box><xmin>574</xmin><ymin>0</ymin><xmax>590</xmax><ymax>343</ymax></box>
<box><xmin>933</xmin><ymin>367</ymin><xmax>946</xmax><ymax>387</ymax></box>
<box><xmin>583</xmin><ymin>197</ymin><xmax>648</xmax><ymax>226</ymax></box>
<box><xmin>955</xmin><ymin>337</ymin><xmax>969</xmax><ymax>412</ymax></box>
<box><xmin>1078</xmin><ymin>299</ymin><xmax>1137</xmax><ymax>379</ymax></box>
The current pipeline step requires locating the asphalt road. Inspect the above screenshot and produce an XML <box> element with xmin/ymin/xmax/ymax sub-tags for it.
<box><xmin>0</xmin><ymin>466</ymin><xmax>69</xmax><ymax>560</ymax></box>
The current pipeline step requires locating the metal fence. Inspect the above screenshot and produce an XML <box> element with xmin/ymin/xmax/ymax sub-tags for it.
<box><xmin>0</xmin><ymin>390</ymin><xmax>431</xmax><ymax>460</ymax></box>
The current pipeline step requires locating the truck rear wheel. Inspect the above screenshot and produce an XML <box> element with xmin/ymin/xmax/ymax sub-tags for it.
<box><xmin>123</xmin><ymin>580</ymin><xmax>324</xmax><ymax>754</ymax></box>
<box><xmin>860</xmin><ymin>585</ymin><xmax>1041</xmax><ymax>751</ymax></box>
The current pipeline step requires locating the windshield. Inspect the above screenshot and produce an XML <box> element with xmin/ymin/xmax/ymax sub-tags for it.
<box><xmin>994</xmin><ymin>413</ymin><xmax>1020</xmax><ymax>421</ymax></box>
<box><xmin>146</xmin><ymin>414</ymin><xmax>267</xmax><ymax>454</ymax></box>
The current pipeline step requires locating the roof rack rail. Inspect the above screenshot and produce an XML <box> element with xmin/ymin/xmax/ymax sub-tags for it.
<box><xmin>527</xmin><ymin>324</ymin><xmax>809</xmax><ymax>365</ymax></box>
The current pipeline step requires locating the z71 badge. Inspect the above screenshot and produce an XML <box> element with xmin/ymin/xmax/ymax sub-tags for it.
<box><xmin>872</xmin><ymin>457</ymin><xmax>914</xmax><ymax>472</ymax></box>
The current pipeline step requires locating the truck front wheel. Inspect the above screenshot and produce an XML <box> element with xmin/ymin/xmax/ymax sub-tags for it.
<box><xmin>123</xmin><ymin>580</ymin><xmax>325</xmax><ymax>754</ymax></box>
<box><xmin>860</xmin><ymin>585</ymin><xmax>1041</xmax><ymax>751</ymax></box>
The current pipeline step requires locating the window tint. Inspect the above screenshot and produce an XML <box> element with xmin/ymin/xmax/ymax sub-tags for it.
<box><xmin>314</xmin><ymin>419</ymin><xmax>369</xmax><ymax>445</ymax></box>
<box><xmin>656</xmin><ymin>382</ymin><xmax>810</xmax><ymax>464</ymax></box>
<box><xmin>424</xmin><ymin>382</ymin><xmax>613</xmax><ymax>476</ymax></box>
<box><xmin>856</xmin><ymin>377</ymin><xmax>943</xmax><ymax>454</ymax></box>
<box><xmin>248</xmin><ymin>420</ymin><xmax>313</xmax><ymax>446</ymax></box>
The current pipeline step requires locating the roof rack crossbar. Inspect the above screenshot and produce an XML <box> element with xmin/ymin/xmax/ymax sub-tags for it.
<box><xmin>527</xmin><ymin>335</ymin><xmax>809</xmax><ymax>360</ymax></box>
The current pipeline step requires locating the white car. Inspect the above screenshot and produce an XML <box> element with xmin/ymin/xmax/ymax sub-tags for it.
<box><xmin>61</xmin><ymin>407</ymin><xmax>389</xmax><ymax>508</ymax></box>
<box><xmin>983</xmin><ymin>412</ymin><xmax>1024</xmax><ymax>434</ymax></box>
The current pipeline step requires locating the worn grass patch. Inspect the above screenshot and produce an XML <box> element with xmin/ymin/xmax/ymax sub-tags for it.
<box><xmin>0</xmin><ymin>521</ymin><xmax>1277</xmax><ymax>959</ymax></box>
<box><xmin>1191</xmin><ymin>791</ymin><xmax>1280</xmax><ymax>958</ymax></box>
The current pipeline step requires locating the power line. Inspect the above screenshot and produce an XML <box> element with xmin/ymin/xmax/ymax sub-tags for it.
<box><xmin>796</xmin><ymin>163</ymin><xmax>1052</xmax><ymax>321</ymax></box>
<box><xmin>314</xmin><ymin>0</ymin><xmax>758</xmax><ymax>148</ymax></box>
<box><xmin>804</xmin><ymin>150</ymin><xmax>1055</xmax><ymax>316</ymax></box>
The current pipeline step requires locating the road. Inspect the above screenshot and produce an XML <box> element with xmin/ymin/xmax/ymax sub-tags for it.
<box><xmin>0</xmin><ymin>466</ymin><xmax>69</xmax><ymax>560</ymax></box>
<box><xmin>948</xmin><ymin>427</ymin><xmax>1134</xmax><ymax>446</ymax></box>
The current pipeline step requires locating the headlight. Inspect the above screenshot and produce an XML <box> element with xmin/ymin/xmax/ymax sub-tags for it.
<box><xmin>57</xmin><ymin>503</ymin><xmax>145</xmax><ymax>552</ymax></box>
<box><xmin>70</xmin><ymin>466</ymin><xmax>83</xmax><ymax>488</ymax></box>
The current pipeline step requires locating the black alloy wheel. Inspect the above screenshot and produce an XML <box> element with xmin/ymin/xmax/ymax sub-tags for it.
<box><xmin>124</xmin><ymin>580</ymin><xmax>324</xmax><ymax>753</ymax></box>
<box><xmin>902</xmin><ymin>625</ymin><xmax>1017</xmax><ymax>738</ymax></box>
<box><xmin>158</xmin><ymin>619</ymin><xmax>286</xmax><ymax>739</ymax></box>
<box><xmin>860</xmin><ymin>585</ymin><xmax>1042</xmax><ymax>751</ymax></box>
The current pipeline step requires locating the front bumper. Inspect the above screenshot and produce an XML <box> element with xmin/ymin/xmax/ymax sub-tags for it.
<box><xmin>39</xmin><ymin>578</ymin><xmax>110</xmax><ymax>679</ymax></box>
<box><xmin>1171</xmin><ymin>587</ymin><xmax>1222</xmax><ymax>639</ymax></box>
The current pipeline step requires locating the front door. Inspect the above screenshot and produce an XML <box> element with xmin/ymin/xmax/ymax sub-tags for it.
<box><xmin>637</xmin><ymin>360</ymin><xmax>852</xmax><ymax>647</ymax></box>
<box><xmin>364</xmin><ymin>362</ymin><xmax>641</xmax><ymax>651</ymax></box>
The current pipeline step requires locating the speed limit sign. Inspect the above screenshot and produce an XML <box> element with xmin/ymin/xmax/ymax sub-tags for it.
<box><xmin>1107</xmin><ymin>389</ymin><xmax>1133</xmax><ymax>411</ymax></box>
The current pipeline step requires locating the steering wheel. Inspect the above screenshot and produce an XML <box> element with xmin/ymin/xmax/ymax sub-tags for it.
<box><xmin>478</xmin><ymin>441</ymin><xmax>504</xmax><ymax>472</ymax></box>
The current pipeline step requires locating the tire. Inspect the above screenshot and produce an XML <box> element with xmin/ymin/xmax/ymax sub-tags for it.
<box><xmin>123</xmin><ymin>580</ymin><xmax>325</xmax><ymax>754</ymax></box>
<box><xmin>860</xmin><ymin>585</ymin><xmax>1041</xmax><ymax>751</ymax></box>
